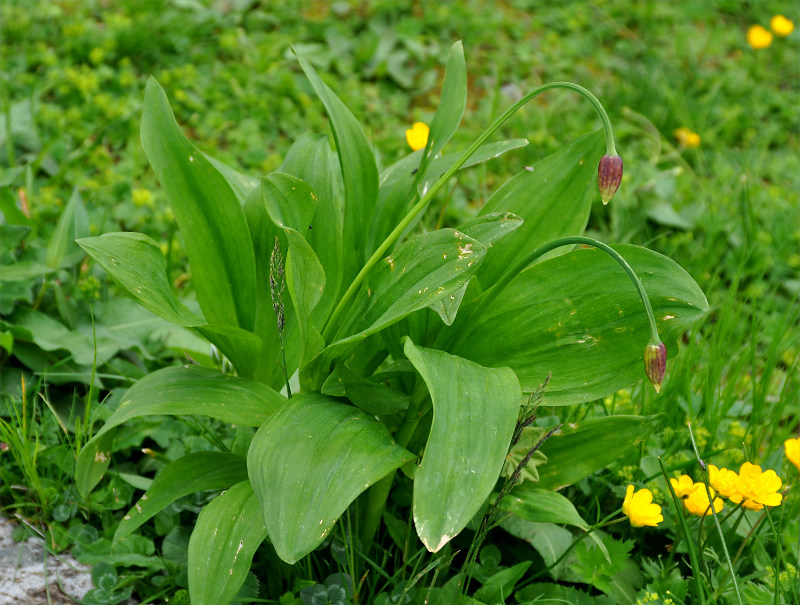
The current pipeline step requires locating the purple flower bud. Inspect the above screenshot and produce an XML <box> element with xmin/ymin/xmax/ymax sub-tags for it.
<box><xmin>598</xmin><ymin>154</ymin><xmax>623</xmax><ymax>205</ymax></box>
<box><xmin>644</xmin><ymin>342</ymin><xmax>667</xmax><ymax>393</ymax></box>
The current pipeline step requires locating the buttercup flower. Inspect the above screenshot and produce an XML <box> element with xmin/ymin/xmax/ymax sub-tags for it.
<box><xmin>747</xmin><ymin>25</ymin><xmax>773</xmax><ymax>49</ymax></box>
<box><xmin>708</xmin><ymin>464</ymin><xmax>741</xmax><ymax>499</ymax></box>
<box><xmin>670</xmin><ymin>474</ymin><xmax>695</xmax><ymax>498</ymax></box>
<box><xmin>406</xmin><ymin>121</ymin><xmax>429</xmax><ymax>151</ymax></box>
<box><xmin>770</xmin><ymin>15</ymin><xmax>795</xmax><ymax>37</ymax></box>
<box><xmin>623</xmin><ymin>484</ymin><xmax>663</xmax><ymax>527</ymax></box>
<box><xmin>674</xmin><ymin>127</ymin><xmax>701</xmax><ymax>148</ymax></box>
<box><xmin>729</xmin><ymin>462</ymin><xmax>782</xmax><ymax>510</ymax></box>
<box><xmin>784</xmin><ymin>438</ymin><xmax>800</xmax><ymax>472</ymax></box>
<box><xmin>683</xmin><ymin>483</ymin><xmax>724</xmax><ymax>516</ymax></box>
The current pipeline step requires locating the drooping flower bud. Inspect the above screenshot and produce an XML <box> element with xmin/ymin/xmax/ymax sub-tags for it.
<box><xmin>598</xmin><ymin>154</ymin><xmax>623</xmax><ymax>205</ymax></box>
<box><xmin>644</xmin><ymin>341</ymin><xmax>667</xmax><ymax>393</ymax></box>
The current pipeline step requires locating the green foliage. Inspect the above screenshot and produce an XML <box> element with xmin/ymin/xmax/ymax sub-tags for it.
<box><xmin>2</xmin><ymin>2</ymin><xmax>798</xmax><ymax>604</ymax></box>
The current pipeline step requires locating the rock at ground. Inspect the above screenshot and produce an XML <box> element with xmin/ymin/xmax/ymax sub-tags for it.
<box><xmin>0</xmin><ymin>517</ymin><xmax>93</xmax><ymax>605</ymax></box>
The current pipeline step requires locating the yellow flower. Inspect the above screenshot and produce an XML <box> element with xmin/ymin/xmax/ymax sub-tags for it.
<box><xmin>771</xmin><ymin>15</ymin><xmax>795</xmax><ymax>36</ymax></box>
<box><xmin>674</xmin><ymin>127</ymin><xmax>701</xmax><ymax>148</ymax></box>
<box><xmin>785</xmin><ymin>438</ymin><xmax>800</xmax><ymax>472</ymax></box>
<box><xmin>670</xmin><ymin>474</ymin><xmax>695</xmax><ymax>498</ymax></box>
<box><xmin>623</xmin><ymin>484</ymin><xmax>663</xmax><ymax>527</ymax></box>
<box><xmin>683</xmin><ymin>483</ymin><xmax>724</xmax><ymax>516</ymax></box>
<box><xmin>406</xmin><ymin>121</ymin><xmax>429</xmax><ymax>151</ymax></box>
<box><xmin>747</xmin><ymin>25</ymin><xmax>773</xmax><ymax>49</ymax></box>
<box><xmin>729</xmin><ymin>462</ymin><xmax>782</xmax><ymax>510</ymax></box>
<box><xmin>708</xmin><ymin>465</ymin><xmax>741</xmax><ymax>499</ymax></box>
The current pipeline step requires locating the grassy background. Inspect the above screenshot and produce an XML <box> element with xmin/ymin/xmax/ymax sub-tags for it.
<box><xmin>1</xmin><ymin>0</ymin><xmax>798</xmax><ymax>603</ymax></box>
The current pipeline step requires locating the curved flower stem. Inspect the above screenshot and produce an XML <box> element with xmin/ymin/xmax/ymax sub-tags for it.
<box><xmin>448</xmin><ymin>235</ymin><xmax>662</xmax><ymax>355</ymax></box>
<box><xmin>322</xmin><ymin>82</ymin><xmax>617</xmax><ymax>342</ymax></box>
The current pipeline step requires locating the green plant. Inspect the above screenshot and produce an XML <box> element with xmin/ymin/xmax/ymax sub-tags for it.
<box><xmin>73</xmin><ymin>42</ymin><xmax>707</xmax><ymax>604</ymax></box>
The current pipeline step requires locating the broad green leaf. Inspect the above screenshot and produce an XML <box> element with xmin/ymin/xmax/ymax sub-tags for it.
<box><xmin>284</xmin><ymin>230</ymin><xmax>326</xmax><ymax>369</ymax></box>
<box><xmin>194</xmin><ymin>324</ymin><xmax>263</xmax><ymax>380</ymax></box>
<box><xmin>75</xmin><ymin>430</ymin><xmax>115</xmax><ymax>503</ymax></box>
<box><xmin>114</xmin><ymin>452</ymin><xmax>248</xmax><ymax>543</ymax></box>
<box><xmin>456</xmin><ymin>212</ymin><xmax>524</xmax><ymax>248</ymax></box>
<box><xmin>280</xmin><ymin>133</ymin><xmax>344</xmax><ymax>322</ymax></box>
<box><xmin>0</xmin><ymin>186</ymin><xmax>30</xmax><ymax>225</ymax></box>
<box><xmin>188</xmin><ymin>481</ymin><xmax>267</xmax><ymax>605</ymax></box>
<box><xmin>428</xmin><ymin>280</ymin><xmax>470</xmax><ymax>327</ymax></box>
<box><xmin>516</xmin><ymin>582</ymin><xmax>615</xmax><ymax>605</ymax></box>
<box><xmin>204</xmin><ymin>153</ymin><xmax>259</xmax><ymax>204</ymax></box>
<box><xmin>77</xmin><ymin>232</ymin><xmax>201</xmax><ymax>327</ymax></box>
<box><xmin>247</xmin><ymin>394</ymin><xmax>414</xmax><ymax>563</ymax></box>
<box><xmin>502</xmin><ymin>520</ymin><xmax>574</xmax><ymax>581</ymax></box>
<box><xmin>46</xmin><ymin>187</ymin><xmax>89</xmax><ymax>269</ymax></box>
<box><xmin>368</xmin><ymin>139</ymin><xmax>528</xmax><ymax>255</ymax></box>
<box><xmin>262</xmin><ymin>173</ymin><xmax>317</xmax><ymax>234</ymax></box>
<box><xmin>141</xmin><ymin>77</ymin><xmax>257</xmax><ymax>332</ymax></box>
<box><xmin>477</xmin><ymin>129</ymin><xmax>605</xmax><ymax>283</ymax></box>
<box><xmin>473</xmin><ymin>561</ymin><xmax>531</xmax><ymax>603</ymax></box>
<box><xmin>455</xmin><ymin>244</ymin><xmax>708</xmax><ymax>404</ymax></box>
<box><xmin>501</xmin><ymin>486</ymin><xmax>589</xmax><ymax>529</ymax></box>
<box><xmin>77</xmin><ymin>232</ymin><xmax>262</xmax><ymax>376</ymax></box>
<box><xmin>426</xmin><ymin>213</ymin><xmax>522</xmax><ymax>326</ymax></box>
<box><xmin>413</xmin><ymin>41</ymin><xmax>467</xmax><ymax>187</ymax></box>
<box><xmin>404</xmin><ymin>339</ymin><xmax>521</xmax><ymax>552</ymax></box>
<box><xmin>10</xmin><ymin>307</ymin><xmax>101</xmax><ymax>365</ymax></box>
<box><xmin>0</xmin><ymin>261</ymin><xmax>53</xmax><ymax>282</ymax></box>
<box><xmin>304</xmin><ymin>229</ymin><xmax>487</xmax><ymax>388</ymax></box>
<box><xmin>535</xmin><ymin>415</ymin><xmax>660</xmax><ymax>491</ymax></box>
<box><xmin>321</xmin><ymin>363</ymin><xmax>409</xmax><ymax>416</ymax></box>
<box><xmin>242</xmin><ymin>188</ymin><xmax>299</xmax><ymax>389</ymax></box>
<box><xmin>298</xmin><ymin>57</ymin><xmax>378</xmax><ymax>283</ymax></box>
<box><xmin>335</xmin><ymin>229</ymin><xmax>486</xmax><ymax>341</ymax></box>
<box><xmin>261</xmin><ymin>174</ymin><xmax>327</xmax><ymax>370</ymax></box>
<box><xmin>76</xmin><ymin>365</ymin><xmax>282</xmax><ymax>497</ymax></box>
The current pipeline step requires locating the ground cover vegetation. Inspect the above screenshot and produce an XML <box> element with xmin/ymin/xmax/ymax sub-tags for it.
<box><xmin>1</xmin><ymin>1</ymin><xmax>798</xmax><ymax>604</ymax></box>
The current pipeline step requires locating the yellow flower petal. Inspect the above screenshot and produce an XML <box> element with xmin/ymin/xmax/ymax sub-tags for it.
<box><xmin>747</xmin><ymin>25</ymin><xmax>773</xmax><ymax>49</ymax></box>
<box><xmin>406</xmin><ymin>121</ymin><xmax>429</xmax><ymax>151</ymax></box>
<box><xmin>785</xmin><ymin>437</ymin><xmax>800</xmax><ymax>472</ymax></box>
<box><xmin>684</xmin><ymin>483</ymin><xmax>724</xmax><ymax>516</ymax></box>
<box><xmin>709</xmin><ymin>464</ymin><xmax>741</xmax><ymax>499</ymax></box>
<box><xmin>670</xmin><ymin>474</ymin><xmax>695</xmax><ymax>498</ymax></box>
<box><xmin>623</xmin><ymin>485</ymin><xmax>663</xmax><ymax>527</ymax></box>
<box><xmin>770</xmin><ymin>15</ymin><xmax>795</xmax><ymax>36</ymax></box>
<box><xmin>736</xmin><ymin>462</ymin><xmax>783</xmax><ymax>508</ymax></box>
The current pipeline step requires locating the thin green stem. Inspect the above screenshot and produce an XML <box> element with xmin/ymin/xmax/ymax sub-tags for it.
<box><xmin>449</xmin><ymin>236</ymin><xmax>661</xmax><ymax>354</ymax></box>
<box><xmin>322</xmin><ymin>82</ymin><xmax>617</xmax><ymax>342</ymax></box>
<box><xmin>659</xmin><ymin>456</ymin><xmax>706</xmax><ymax>604</ymax></box>
<box><xmin>687</xmin><ymin>422</ymin><xmax>743</xmax><ymax>605</ymax></box>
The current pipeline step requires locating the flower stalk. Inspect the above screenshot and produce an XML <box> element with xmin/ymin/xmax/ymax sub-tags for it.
<box><xmin>270</xmin><ymin>237</ymin><xmax>291</xmax><ymax>399</ymax></box>
<box><xmin>322</xmin><ymin>82</ymin><xmax>619</xmax><ymax>342</ymax></box>
<box><xmin>448</xmin><ymin>235</ymin><xmax>665</xmax><ymax>390</ymax></box>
